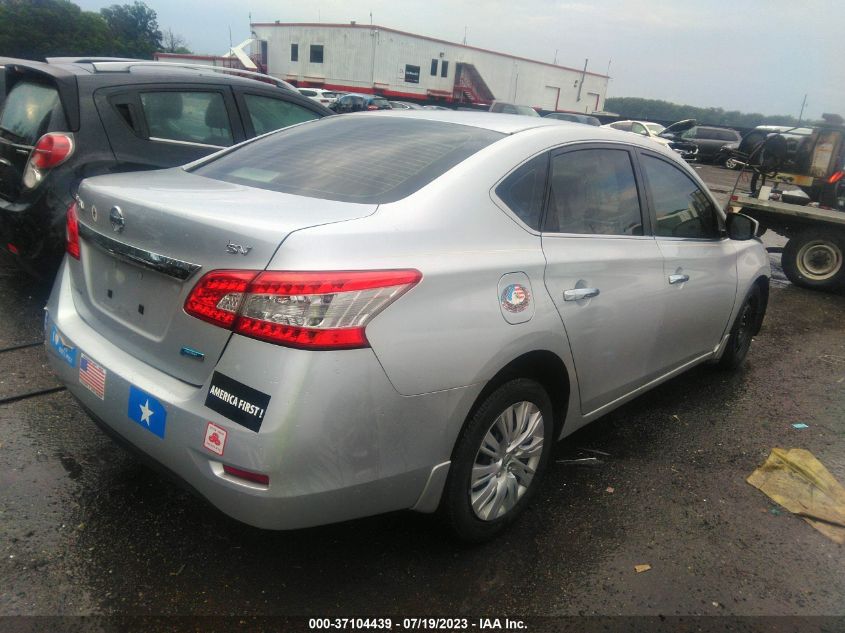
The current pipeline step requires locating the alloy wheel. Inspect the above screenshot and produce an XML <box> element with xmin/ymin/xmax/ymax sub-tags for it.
<box><xmin>470</xmin><ymin>401</ymin><xmax>544</xmax><ymax>521</ymax></box>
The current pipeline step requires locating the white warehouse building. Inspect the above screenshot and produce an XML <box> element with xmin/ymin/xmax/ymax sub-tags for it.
<box><xmin>248</xmin><ymin>22</ymin><xmax>609</xmax><ymax>113</ymax></box>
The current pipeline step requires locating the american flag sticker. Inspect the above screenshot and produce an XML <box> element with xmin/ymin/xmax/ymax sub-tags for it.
<box><xmin>79</xmin><ymin>353</ymin><xmax>107</xmax><ymax>399</ymax></box>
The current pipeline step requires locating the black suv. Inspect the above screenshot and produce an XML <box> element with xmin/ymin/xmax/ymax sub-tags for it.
<box><xmin>0</xmin><ymin>58</ymin><xmax>332</xmax><ymax>275</ymax></box>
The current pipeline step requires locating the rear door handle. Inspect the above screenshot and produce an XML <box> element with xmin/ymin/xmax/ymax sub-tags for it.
<box><xmin>563</xmin><ymin>287</ymin><xmax>600</xmax><ymax>301</ymax></box>
<box><xmin>669</xmin><ymin>274</ymin><xmax>690</xmax><ymax>284</ymax></box>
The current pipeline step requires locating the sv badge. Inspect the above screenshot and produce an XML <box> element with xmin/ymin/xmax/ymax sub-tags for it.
<box><xmin>226</xmin><ymin>241</ymin><xmax>253</xmax><ymax>256</ymax></box>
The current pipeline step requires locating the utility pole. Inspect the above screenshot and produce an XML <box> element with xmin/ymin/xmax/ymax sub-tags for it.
<box><xmin>576</xmin><ymin>58</ymin><xmax>588</xmax><ymax>102</ymax></box>
<box><xmin>553</xmin><ymin>49</ymin><xmax>558</xmax><ymax>65</ymax></box>
<box><xmin>798</xmin><ymin>93</ymin><xmax>808</xmax><ymax>125</ymax></box>
<box><xmin>463</xmin><ymin>26</ymin><xmax>467</xmax><ymax>45</ymax></box>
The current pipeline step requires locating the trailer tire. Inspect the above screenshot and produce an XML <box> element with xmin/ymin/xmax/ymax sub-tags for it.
<box><xmin>782</xmin><ymin>229</ymin><xmax>845</xmax><ymax>291</ymax></box>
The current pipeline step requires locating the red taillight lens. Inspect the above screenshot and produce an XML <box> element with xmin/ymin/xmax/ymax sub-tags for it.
<box><xmin>367</xmin><ymin>104</ymin><xmax>378</xmax><ymax>110</ymax></box>
<box><xmin>31</xmin><ymin>133</ymin><xmax>74</xmax><ymax>169</ymax></box>
<box><xmin>222</xmin><ymin>465</ymin><xmax>269</xmax><ymax>486</ymax></box>
<box><xmin>183</xmin><ymin>270</ymin><xmax>256</xmax><ymax>327</ymax></box>
<box><xmin>828</xmin><ymin>170</ymin><xmax>844</xmax><ymax>185</ymax></box>
<box><xmin>66</xmin><ymin>201</ymin><xmax>80</xmax><ymax>259</ymax></box>
<box><xmin>23</xmin><ymin>133</ymin><xmax>75</xmax><ymax>189</ymax></box>
<box><xmin>185</xmin><ymin>269</ymin><xmax>422</xmax><ymax>350</ymax></box>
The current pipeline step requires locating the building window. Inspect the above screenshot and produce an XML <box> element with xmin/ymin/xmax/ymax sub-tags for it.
<box><xmin>441</xmin><ymin>61</ymin><xmax>449</xmax><ymax>78</ymax></box>
<box><xmin>310</xmin><ymin>45</ymin><xmax>324</xmax><ymax>63</ymax></box>
<box><xmin>430</xmin><ymin>59</ymin><xmax>438</xmax><ymax>76</ymax></box>
<box><xmin>404</xmin><ymin>64</ymin><xmax>420</xmax><ymax>84</ymax></box>
<box><xmin>290</xmin><ymin>43</ymin><xmax>298</xmax><ymax>62</ymax></box>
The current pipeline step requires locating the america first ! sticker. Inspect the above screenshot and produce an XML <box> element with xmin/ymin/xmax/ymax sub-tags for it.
<box><xmin>204</xmin><ymin>371</ymin><xmax>270</xmax><ymax>432</ymax></box>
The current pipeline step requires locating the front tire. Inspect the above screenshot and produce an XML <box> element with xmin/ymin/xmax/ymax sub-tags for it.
<box><xmin>782</xmin><ymin>229</ymin><xmax>845</xmax><ymax>291</ymax></box>
<box><xmin>724</xmin><ymin>156</ymin><xmax>740</xmax><ymax>170</ymax></box>
<box><xmin>442</xmin><ymin>379</ymin><xmax>554</xmax><ymax>542</ymax></box>
<box><xmin>718</xmin><ymin>285</ymin><xmax>763</xmax><ymax>370</ymax></box>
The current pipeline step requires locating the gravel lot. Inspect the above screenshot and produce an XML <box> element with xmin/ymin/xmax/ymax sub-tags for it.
<box><xmin>0</xmin><ymin>164</ymin><xmax>843</xmax><ymax>631</ymax></box>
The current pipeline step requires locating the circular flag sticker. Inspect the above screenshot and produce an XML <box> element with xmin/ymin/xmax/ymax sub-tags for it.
<box><xmin>501</xmin><ymin>283</ymin><xmax>530</xmax><ymax>312</ymax></box>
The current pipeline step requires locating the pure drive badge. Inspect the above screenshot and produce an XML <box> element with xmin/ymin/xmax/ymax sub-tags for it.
<box><xmin>205</xmin><ymin>371</ymin><xmax>271</xmax><ymax>432</ymax></box>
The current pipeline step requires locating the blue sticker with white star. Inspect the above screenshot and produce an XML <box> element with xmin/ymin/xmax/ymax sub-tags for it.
<box><xmin>127</xmin><ymin>385</ymin><xmax>167</xmax><ymax>439</ymax></box>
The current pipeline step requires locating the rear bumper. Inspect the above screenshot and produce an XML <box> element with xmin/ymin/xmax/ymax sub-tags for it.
<box><xmin>46</xmin><ymin>260</ymin><xmax>475</xmax><ymax>530</ymax></box>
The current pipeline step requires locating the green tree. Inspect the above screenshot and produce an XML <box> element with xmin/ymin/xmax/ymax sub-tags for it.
<box><xmin>0</xmin><ymin>0</ymin><xmax>113</xmax><ymax>60</ymax></box>
<box><xmin>604</xmin><ymin>97</ymin><xmax>803</xmax><ymax>129</ymax></box>
<box><xmin>100</xmin><ymin>1</ymin><xmax>162</xmax><ymax>58</ymax></box>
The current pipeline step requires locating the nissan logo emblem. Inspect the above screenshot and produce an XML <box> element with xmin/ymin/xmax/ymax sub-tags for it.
<box><xmin>109</xmin><ymin>206</ymin><xmax>125</xmax><ymax>233</ymax></box>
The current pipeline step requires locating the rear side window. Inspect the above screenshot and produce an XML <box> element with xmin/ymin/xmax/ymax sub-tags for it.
<box><xmin>545</xmin><ymin>148</ymin><xmax>643</xmax><ymax>236</ymax></box>
<box><xmin>243</xmin><ymin>94</ymin><xmax>319</xmax><ymax>136</ymax></box>
<box><xmin>140</xmin><ymin>91</ymin><xmax>233</xmax><ymax>147</ymax></box>
<box><xmin>495</xmin><ymin>154</ymin><xmax>548</xmax><ymax>230</ymax></box>
<box><xmin>192</xmin><ymin>117</ymin><xmax>503</xmax><ymax>204</ymax></box>
<box><xmin>641</xmin><ymin>155</ymin><xmax>720</xmax><ymax>239</ymax></box>
<box><xmin>0</xmin><ymin>81</ymin><xmax>62</xmax><ymax>144</ymax></box>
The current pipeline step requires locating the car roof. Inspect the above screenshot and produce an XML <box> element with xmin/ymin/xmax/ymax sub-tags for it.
<box><xmin>354</xmin><ymin>110</ymin><xmax>584</xmax><ymax>134</ymax></box>
<box><xmin>0</xmin><ymin>57</ymin><xmax>295</xmax><ymax>91</ymax></box>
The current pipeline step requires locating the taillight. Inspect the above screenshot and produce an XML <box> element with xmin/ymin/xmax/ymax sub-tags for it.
<box><xmin>66</xmin><ymin>201</ymin><xmax>80</xmax><ymax>259</ymax></box>
<box><xmin>184</xmin><ymin>269</ymin><xmax>422</xmax><ymax>350</ymax></box>
<box><xmin>183</xmin><ymin>270</ymin><xmax>256</xmax><ymax>327</ymax></box>
<box><xmin>22</xmin><ymin>133</ymin><xmax>75</xmax><ymax>189</ymax></box>
<box><xmin>367</xmin><ymin>105</ymin><xmax>379</xmax><ymax>110</ymax></box>
<box><xmin>828</xmin><ymin>170</ymin><xmax>844</xmax><ymax>185</ymax></box>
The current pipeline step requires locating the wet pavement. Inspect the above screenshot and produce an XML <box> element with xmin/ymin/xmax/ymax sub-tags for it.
<box><xmin>1</xmin><ymin>165</ymin><xmax>843</xmax><ymax>628</ymax></box>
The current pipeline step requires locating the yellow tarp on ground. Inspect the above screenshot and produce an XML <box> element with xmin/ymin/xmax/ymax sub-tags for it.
<box><xmin>747</xmin><ymin>448</ymin><xmax>845</xmax><ymax>544</ymax></box>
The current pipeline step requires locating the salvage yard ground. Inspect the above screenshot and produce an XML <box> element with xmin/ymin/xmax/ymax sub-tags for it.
<box><xmin>0</xmin><ymin>166</ymin><xmax>843</xmax><ymax>622</ymax></box>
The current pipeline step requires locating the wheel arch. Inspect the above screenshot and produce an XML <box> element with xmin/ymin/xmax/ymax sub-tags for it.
<box><xmin>456</xmin><ymin>350</ymin><xmax>571</xmax><ymax>455</ymax></box>
<box><xmin>751</xmin><ymin>275</ymin><xmax>769</xmax><ymax>335</ymax></box>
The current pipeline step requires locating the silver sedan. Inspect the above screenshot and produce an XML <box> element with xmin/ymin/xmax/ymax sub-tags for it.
<box><xmin>46</xmin><ymin>111</ymin><xmax>770</xmax><ymax>541</ymax></box>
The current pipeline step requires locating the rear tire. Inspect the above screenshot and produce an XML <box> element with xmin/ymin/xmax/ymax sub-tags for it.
<box><xmin>724</xmin><ymin>157</ymin><xmax>740</xmax><ymax>170</ymax></box>
<box><xmin>442</xmin><ymin>379</ymin><xmax>554</xmax><ymax>542</ymax></box>
<box><xmin>781</xmin><ymin>230</ymin><xmax>845</xmax><ymax>291</ymax></box>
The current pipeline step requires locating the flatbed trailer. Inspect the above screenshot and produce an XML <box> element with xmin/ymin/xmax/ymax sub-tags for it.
<box><xmin>729</xmin><ymin>193</ymin><xmax>845</xmax><ymax>291</ymax></box>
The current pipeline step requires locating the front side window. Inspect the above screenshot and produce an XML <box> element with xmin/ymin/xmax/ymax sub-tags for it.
<box><xmin>140</xmin><ymin>91</ymin><xmax>233</xmax><ymax>147</ymax></box>
<box><xmin>641</xmin><ymin>154</ymin><xmax>720</xmax><ymax>239</ymax></box>
<box><xmin>291</xmin><ymin>43</ymin><xmax>299</xmax><ymax>62</ymax></box>
<box><xmin>243</xmin><ymin>95</ymin><xmax>319</xmax><ymax>136</ymax></box>
<box><xmin>310</xmin><ymin>45</ymin><xmax>324</xmax><ymax>63</ymax></box>
<box><xmin>545</xmin><ymin>148</ymin><xmax>643</xmax><ymax>236</ymax></box>
<box><xmin>495</xmin><ymin>153</ymin><xmax>548</xmax><ymax>231</ymax></box>
<box><xmin>193</xmin><ymin>117</ymin><xmax>503</xmax><ymax>204</ymax></box>
<box><xmin>631</xmin><ymin>122</ymin><xmax>648</xmax><ymax>136</ymax></box>
<box><xmin>611</xmin><ymin>121</ymin><xmax>632</xmax><ymax>132</ymax></box>
<box><xmin>0</xmin><ymin>81</ymin><xmax>62</xmax><ymax>144</ymax></box>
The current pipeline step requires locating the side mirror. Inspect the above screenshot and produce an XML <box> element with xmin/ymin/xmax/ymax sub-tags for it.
<box><xmin>726</xmin><ymin>212</ymin><xmax>758</xmax><ymax>241</ymax></box>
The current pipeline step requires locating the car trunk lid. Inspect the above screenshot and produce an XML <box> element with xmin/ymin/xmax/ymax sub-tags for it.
<box><xmin>71</xmin><ymin>168</ymin><xmax>377</xmax><ymax>385</ymax></box>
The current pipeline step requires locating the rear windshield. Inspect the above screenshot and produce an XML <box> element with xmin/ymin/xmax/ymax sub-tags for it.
<box><xmin>192</xmin><ymin>116</ymin><xmax>503</xmax><ymax>203</ymax></box>
<box><xmin>0</xmin><ymin>81</ymin><xmax>62</xmax><ymax>145</ymax></box>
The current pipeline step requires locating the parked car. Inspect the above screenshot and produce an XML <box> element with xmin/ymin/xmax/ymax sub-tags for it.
<box><xmin>297</xmin><ymin>88</ymin><xmax>340</xmax><ymax>107</ymax></box>
<box><xmin>674</xmin><ymin>125</ymin><xmax>742</xmax><ymax>162</ymax></box>
<box><xmin>603</xmin><ymin>119</ymin><xmax>672</xmax><ymax>148</ymax></box>
<box><xmin>544</xmin><ymin>112</ymin><xmax>601</xmax><ymax>126</ymax></box>
<box><xmin>655</xmin><ymin>119</ymin><xmax>701</xmax><ymax>160</ymax></box>
<box><xmin>0</xmin><ymin>57</ymin><xmax>332</xmax><ymax>276</ymax></box>
<box><xmin>489</xmin><ymin>101</ymin><xmax>539</xmax><ymax>117</ymax></box>
<box><xmin>331</xmin><ymin>93</ymin><xmax>392</xmax><ymax>113</ymax></box>
<box><xmin>388</xmin><ymin>100</ymin><xmax>423</xmax><ymax>110</ymax></box>
<box><xmin>422</xmin><ymin>105</ymin><xmax>451</xmax><ymax>111</ymax></box>
<box><xmin>46</xmin><ymin>112</ymin><xmax>769</xmax><ymax>541</ymax></box>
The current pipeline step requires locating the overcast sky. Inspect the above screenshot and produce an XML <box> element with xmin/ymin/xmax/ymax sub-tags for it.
<box><xmin>76</xmin><ymin>0</ymin><xmax>843</xmax><ymax>119</ymax></box>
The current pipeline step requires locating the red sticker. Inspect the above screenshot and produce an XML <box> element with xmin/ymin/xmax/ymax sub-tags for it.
<box><xmin>203</xmin><ymin>422</ymin><xmax>228</xmax><ymax>456</ymax></box>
